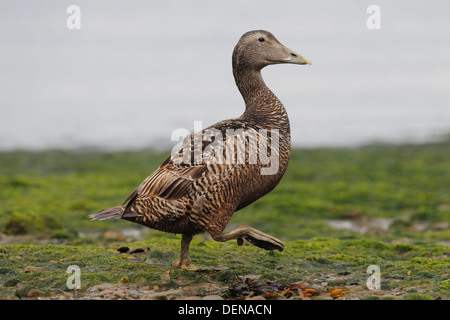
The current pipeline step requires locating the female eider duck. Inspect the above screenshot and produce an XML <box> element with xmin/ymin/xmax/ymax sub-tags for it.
<box><xmin>90</xmin><ymin>30</ymin><xmax>311</xmax><ymax>270</ymax></box>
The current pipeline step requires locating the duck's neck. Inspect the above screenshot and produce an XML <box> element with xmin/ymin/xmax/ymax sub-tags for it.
<box><xmin>234</xmin><ymin>67</ymin><xmax>289</xmax><ymax>127</ymax></box>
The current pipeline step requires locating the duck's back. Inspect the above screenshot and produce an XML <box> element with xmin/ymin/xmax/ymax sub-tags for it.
<box><xmin>119</xmin><ymin>111</ymin><xmax>290</xmax><ymax>236</ymax></box>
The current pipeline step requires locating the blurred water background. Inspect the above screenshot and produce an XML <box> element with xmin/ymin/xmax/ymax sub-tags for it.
<box><xmin>0</xmin><ymin>0</ymin><xmax>449</xmax><ymax>151</ymax></box>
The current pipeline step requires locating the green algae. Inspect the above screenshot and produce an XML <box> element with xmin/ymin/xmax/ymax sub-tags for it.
<box><xmin>0</xmin><ymin>140</ymin><xmax>449</xmax><ymax>299</ymax></box>
<box><xmin>0</xmin><ymin>237</ymin><xmax>448</xmax><ymax>299</ymax></box>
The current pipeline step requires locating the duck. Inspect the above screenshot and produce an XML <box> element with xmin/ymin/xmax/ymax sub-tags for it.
<box><xmin>90</xmin><ymin>30</ymin><xmax>311</xmax><ymax>270</ymax></box>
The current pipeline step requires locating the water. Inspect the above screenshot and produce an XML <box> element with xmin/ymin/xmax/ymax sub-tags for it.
<box><xmin>0</xmin><ymin>1</ymin><xmax>449</xmax><ymax>151</ymax></box>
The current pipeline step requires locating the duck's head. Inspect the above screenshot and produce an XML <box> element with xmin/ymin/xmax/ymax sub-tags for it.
<box><xmin>232</xmin><ymin>30</ymin><xmax>311</xmax><ymax>71</ymax></box>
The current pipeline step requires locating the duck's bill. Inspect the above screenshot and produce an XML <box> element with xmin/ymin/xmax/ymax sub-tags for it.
<box><xmin>282</xmin><ymin>47</ymin><xmax>311</xmax><ymax>65</ymax></box>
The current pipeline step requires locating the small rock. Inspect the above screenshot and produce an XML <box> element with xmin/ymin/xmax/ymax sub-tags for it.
<box><xmin>117</xmin><ymin>246</ymin><xmax>130</xmax><ymax>253</ymax></box>
<box><xmin>87</xmin><ymin>283</ymin><xmax>120</xmax><ymax>295</ymax></box>
<box><xmin>290</xmin><ymin>296</ymin><xmax>308</xmax><ymax>300</ymax></box>
<box><xmin>27</xmin><ymin>288</ymin><xmax>45</xmax><ymax>298</ymax></box>
<box><xmin>49</xmin><ymin>288</ymin><xmax>66</xmax><ymax>296</ymax></box>
<box><xmin>202</xmin><ymin>295</ymin><xmax>224</xmax><ymax>300</ymax></box>
<box><xmin>129</xmin><ymin>247</ymin><xmax>149</xmax><ymax>254</ymax></box>
<box><xmin>141</xmin><ymin>289</ymin><xmax>183</xmax><ymax>300</ymax></box>
<box><xmin>99</xmin><ymin>290</ymin><xmax>114</xmax><ymax>298</ymax></box>
<box><xmin>24</xmin><ymin>266</ymin><xmax>46</xmax><ymax>273</ymax></box>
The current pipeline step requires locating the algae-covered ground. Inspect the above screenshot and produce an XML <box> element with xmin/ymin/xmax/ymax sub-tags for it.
<box><xmin>0</xmin><ymin>140</ymin><xmax>449</xmax><ymax>300</ymax></box>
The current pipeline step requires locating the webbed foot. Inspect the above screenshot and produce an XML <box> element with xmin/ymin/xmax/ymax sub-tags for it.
<box><xmin>212</xmin><ymin>225</ymin><xmax>284</xmax><ymax>252</ymax></box>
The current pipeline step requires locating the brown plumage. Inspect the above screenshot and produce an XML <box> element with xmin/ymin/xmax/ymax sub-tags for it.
<box><xmin>90</xmin><ymin>30</ymin><xmax>311</xmax><ymax>269</ymax></box>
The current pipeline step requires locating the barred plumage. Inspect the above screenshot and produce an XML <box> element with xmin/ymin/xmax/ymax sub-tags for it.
<box><xmin>90</xmin><ymin>30</ymin><xmax>310</xmax><ymax>269</ymax></box>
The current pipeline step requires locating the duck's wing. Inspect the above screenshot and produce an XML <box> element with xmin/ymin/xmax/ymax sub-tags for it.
<box><xmin>122</xmin><ymin>132</ymin><xmax>209</xmax><ymax>208</ymax></box>
<box><xmin>124</xmin><ymin>159</ymin><xmax>206</xmax><ymax>204</ymax></box>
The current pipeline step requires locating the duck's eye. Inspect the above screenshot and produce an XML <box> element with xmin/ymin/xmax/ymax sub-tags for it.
<box><xmin>258</xmin><ymin>37</ymin><xmax>265</xmax><ymax>42</ymax></box>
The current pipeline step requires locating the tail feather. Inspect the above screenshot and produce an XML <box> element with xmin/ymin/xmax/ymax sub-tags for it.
<box><xmin>89</xmin><ymin>205</ymin><xmax>125</xmax><ymax>221</ymax></box>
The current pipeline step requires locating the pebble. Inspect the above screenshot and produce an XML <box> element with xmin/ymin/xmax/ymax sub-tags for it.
<box><xmin>129</xmin><ymin>247</ymin><xmax>149</xmax><ymax>254</ymax></box>
<box><xmin>183</xmin><ymin>296</ymin><xmax>202</xmax><ymax>300</ymax></box>
<box><xmin>27</xmin><ymin>288</ymin><xmax>45</xmax><ymax>298</ymax></box>
<box><xmin>245</xmin><ymin>295</ymin><xmax>266</xmax><ymax>300</ymax></box>
<box><xmin>201</xmin><ymin>295</ymin><xmax>224</xmax><ymax>300</ymax></box>
<box><xmin>117</xmin><ymin>246</ymin><xmax>130</xmax><ymax>253</ymax></box>
<box><xmin>24</xmin><ymin>266</ymin><xmax>46</xmax><ymax>273</ymax></box>
<box><xmin>141</xmin><ymin>289</ymin><xmax>184</xmax><ymax>300</ymax></box>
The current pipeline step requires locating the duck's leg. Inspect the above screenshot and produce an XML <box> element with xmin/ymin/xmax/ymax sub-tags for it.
<box><xmin>172</xmin><ymin>234</ymin><xmax>199</xmax><ymax>271</ymax></box>
<box><xmin>211</xmin><ymin>225</ymin><xmax>284</xmax><ymax>252</ymax></box>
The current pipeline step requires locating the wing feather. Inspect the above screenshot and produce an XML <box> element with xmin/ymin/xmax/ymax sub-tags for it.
<box><xmin>123</xmin><ymin>132</ymin><xmax>209</xmax><ymax>205</ymax></box>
